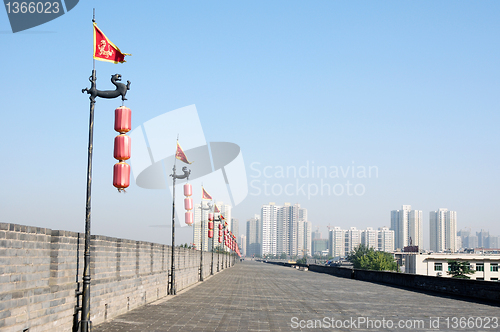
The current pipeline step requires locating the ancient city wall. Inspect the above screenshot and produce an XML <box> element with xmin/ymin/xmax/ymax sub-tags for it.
<box><xmin>0</xmin><ymin>222</ymin><xmax>232</xmax><ymax>332</ymax></box>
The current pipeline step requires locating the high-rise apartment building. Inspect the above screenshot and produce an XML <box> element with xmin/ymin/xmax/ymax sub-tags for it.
<box><xmin>429</xmin><ymin>208</ymin><xmax>457</xmax><ymax>252</ymax></box>
<box><xmin>361</xmin><ymin>227</ymin><xmax>378</xmax><ymax>250</ymax></box>
<box><xmin>239</xmin><ymin>234</ymin><xmax>246</xmax><ymax>257</ymax></box>
<box><xmin>297</xmin><ymin>220</ymin><xmax>312</xmax><ymax>257</ymax></box>
<box><xmin>329</xmin><ymin>226</ymin><xmax>394</xmax><ymax>258</ymax></box>
<box><xmin>260</xmin><ymin>203</ymin><xmax>310</xmax><ymax>257</ymax></box>
<box><xmin>261</xmin><ymin>203</ymin><xmax>279</xmax><ymax>256</ymax></box>
<box><xmin>231</xmin><ymin>218</ymin><xmax>239</xmax><ymax>241</ymax></box>
<box><xmin>391</xmin><ymin>205</ymin><xmax>423</xmax><ymax>250</ymax></box>
<box><xmin>345</xmin><ymin>227</ymin><xmax>362</xmax><ymax>254</ymax></box>
<box><xmin>193</xmin><ymin>201</ymin><xmax>212</xmax><ymax>251</ymax></box>
<box><xmin>246</xmin><ymin>215</ymin><xmax>261</xmax><ymax>257</ymax></box>
<box><xmin>328</xmin><ymin>227</ymin><xmax>346</xmax><ymax>258</ymax></box>
<box><xmin>477</xmin><ymin>229</ymin><xmax>490</xmax><ymax>248</ymax></box>
<box><xmin>378</xmin><ymin>227</ymin><xmax>395</xmax><ymax>252</ymax></box>
<box><xmin>193</xmin><ymin>201</ymin><xmax>231</xmax><ymax>252</ymax></box>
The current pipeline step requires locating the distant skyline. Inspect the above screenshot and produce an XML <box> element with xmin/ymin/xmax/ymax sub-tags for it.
<box><xmin>1</xmin><ymin>1</ymin><xmax>499</xmax><ymax>247</ymax></box>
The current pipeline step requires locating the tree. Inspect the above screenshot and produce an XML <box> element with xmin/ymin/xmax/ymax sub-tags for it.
<box><xmin>280</xmin><ymin>252</ymin><xmax>287</xmax><ymax>259</ymax></box>
<box><xmin>296</xmin><ymin>257</ymin><xmax>307</xmax><ymax>264</ymax></box>
<box><xmin>447</xmin><ymin>260</ymin><xmax>475</xmax><ymax>279</ymax></box>
<box><xmin>347</xmin><ymin>244</ymin><xmax>398</xmax><ymax>271</ymax></box>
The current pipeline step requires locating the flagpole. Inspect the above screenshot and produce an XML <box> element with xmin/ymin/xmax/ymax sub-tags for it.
<box><xmin>169</xmin><ymin>139</ymin><xmax>178</xmax><ymax>295</ymax></box>
<box><xmin>169</xmin><ymin>137</ymin><xmax>191</xmax><ymax>295</ymax></box>
<box><xmin>80</xmin><ymin>11</ymin><xmax>96</xmax><ymax>332</ymax></box>
<box><xmin>80</xmin><ymin>9</ymin><xmax>132</xmax><ymax>330</ymax></box>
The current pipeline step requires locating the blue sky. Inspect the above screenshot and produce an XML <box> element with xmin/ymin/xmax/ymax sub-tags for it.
<box><xmin>1</xmin><ymin>1</ymin><xmax>499</xmax><ymax>248</ymax></box>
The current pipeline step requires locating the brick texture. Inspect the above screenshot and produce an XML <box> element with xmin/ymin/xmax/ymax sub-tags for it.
<box><xmin>0</xmin><ymin>222</ymin><xmax>236</xmax><ymax>332</ymax></box>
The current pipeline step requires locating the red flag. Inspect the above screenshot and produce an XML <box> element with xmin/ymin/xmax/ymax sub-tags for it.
<box><xmin>175</xmin><ymin>141</ymin><xmax>192</xmax><ymax>164</ymax></box>
<box><xmin>202</xmin><ymin>187</ymin><xmax>212</xmax><ymax>200</ymax></box>
<box><xmin>220</xmin><ymin>214</ymin><xmax>225</xmax><ymax>221</ymax></box>
<box><xmin>214</xmin><ymin>205</ymin><xmax>220</xmax><ymax>213</ymax></box>
<box><xmin>93</xmin><ymin>22</ymin><xmax>130</xmax><ymax>63</ymax></box>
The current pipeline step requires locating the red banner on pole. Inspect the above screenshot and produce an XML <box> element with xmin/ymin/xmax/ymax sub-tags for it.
<box><xmin>93</xmin><ymin>22</ymin><xmax>130</xmax><ymax>64</ymax></box>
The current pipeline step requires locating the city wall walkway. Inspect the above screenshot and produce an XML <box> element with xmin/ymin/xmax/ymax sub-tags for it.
<box><xmin>93</xmin><ymin>260</ymin><xmax>499</xmax><ymax>332</ymax></box>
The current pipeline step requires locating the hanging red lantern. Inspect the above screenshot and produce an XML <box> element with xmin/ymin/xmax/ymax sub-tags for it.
<box><xmin>114</xmin><ymin>134</ymin><xmax>131</xmax><ymax>161</ymax></box>
<box><xmin>185</xmin><ymin>212</ymin><xmax>194</xmax><ymax>225</ymax></box>
<box><xmin>219</xmin><ymin>224</ymin><xmax>223</xmax><ymax>230</ymax></box>
<box><xmin>184</xmin><ymin>198</ymin><xmax>193</xmax><ymax>210</ymax></box>
<box><xmin>114</xmin><ymin>106</ymin><xmax>131</xmax><ymax>133</ymax></box>
<box><xmin>208</xmin><ymin>221</ymin><xmax>214</xmax><ymax>230</ymax></box>
<box><xmin>219</xmin><ymin>230</ymin><xmax>223</xmax><ymax>237</ymax></box>
<box><xmin>184</xmin><ymin>183</ymin><xmax>192</xmax><ymax>197</ymax></box>
<box><xmin>218</xmin><ymin>236</ymin><xmax>222</xmax><ymax>243</ymax></box>
<box><xmin>208</xmin><ymin>213</ymin><xmax>214</xmax><ymax>221</ymax></box>
<box><xmin>113</xmin><ymin>162</ymin><xmax>130</xmax><ymax>191</ymax></box>
<box><xmin>208</xmin><ymin>230</ymin><xmax>213</xmax><ymax>238</ymax></box>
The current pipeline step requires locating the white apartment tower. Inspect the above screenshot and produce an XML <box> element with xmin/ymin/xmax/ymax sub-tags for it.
<box><xmin>361</xmin><ymin>227</ymin><xmax>378</xmax><ymax>250</ymax></box>
<box><xmin>193</xmin><ymin>201</ymin><xmax>231</xmax><ymax>252</ymax></box>
<box><xmin>378</xmin><ymin>227</ymin><xmax>395</xmax><ymax>252</ymax></box>
<box><xmin>193</xmin><ymin>202</ymin><xmax>211</xmax><ymax>251</ymax></box>
<box><xmin>261</xmin><ymin>203</ymin><xmax>279</xmax><ymax>256</ymax></box>
<box><xmin>297</xmin><ymin>220</ymin><xmax>312</xmax><ymax>257</ymax></box>
<box><xmin>328</xmin><ymin>227</ymin><xmax>346</xmax><ymax>258</ymax></box>
<box><xmin>345</xmin><ymin>227</ymin><xmax>362</xmax><ymax>254</ymax></box>
<box><xmin>430</xmin><ymin>208</ymin><xmax>457</xmax><ymax>252</ymax></box>
<box><xmin>391</xmin><ymin>205</ymin><xmax>423</xmax><ymax>250</ymax></box>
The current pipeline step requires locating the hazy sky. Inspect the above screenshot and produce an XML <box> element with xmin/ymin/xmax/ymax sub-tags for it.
<box><xmin>1</xmin><ymin>1</ymin><xmax>499</xmax><ymax>248</ymax></box>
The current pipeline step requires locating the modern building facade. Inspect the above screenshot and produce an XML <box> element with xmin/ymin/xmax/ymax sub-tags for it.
<box><xmin>329</xmin><ymin>226</ymin><xmax>395</xmax><ymax>258</ymax></box>
<box><xmin>328</xmin><ymin>227</ymin><xmax>346</xmax><ymax>258</ymax></box>
<box><xmin>378</xmin><ymin>227</ymin><xmax>395</xmax><ymax>252</ymax></box>
<box><xmin>391</xmin><ymin>205</ymin><xmax>423</xmax><ymax>251</ymax></box>
<box><xmin>260</xmin><ymin>202</ymin><xmax>311</xmax><ymax>257</ymax></box>
<box><xmin>429</xmin><ymin>208</ymin><xmax>457</xmax><ymax>252</ymax></box>
<box><xmin>239</xmin><ymin>234</ymin><xmax>246</xmax><ymax>257</ymax></box>
<box><xmin>405</xmin><ymin>253</ymin><xmax>500</xmax><ymax>281</ymax></box>
<box><xmin>193</xmin><ymin>201</ymin><xmax>231</xmax><ymax>252</ymax></box>
<box><xmin>246</xmin><ymin>215</ymin><xmax>261</xmax><ymax>257</ymax></box>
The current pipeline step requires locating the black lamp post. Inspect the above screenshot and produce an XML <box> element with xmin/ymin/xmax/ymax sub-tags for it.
<box><xmin>211</xmin><ymin>214</ymin><xmax>224</xmax><ymax>275</ymax></box>
<box><xmin>80</xmin><ymin>68</ymin><xmax>131</xmax><ymax>331</ymax></box>
<box><xmin>168</xmin><ymin>164</ymin><xmax>191</xmax><ymax>295</ymax></box>
<box><xmin>199</xmin><ymin>201</ymin><xmax>211</xmax><ymax>281</ymax></box>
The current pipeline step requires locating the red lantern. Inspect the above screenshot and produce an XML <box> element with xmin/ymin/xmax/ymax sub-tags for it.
<box><xmin>208</xmin><ymin>213</ymin><xmax>214</xmax><ymax>221</ymax></box>
<box><xmin>113</xmin><ymin>162</ymin><xmax>130</xmax><ymax>190</ymax></box>
<box><xmin>114</xmin><ymin>106</ymin><xmax>131</xmax><ymax>133</ymax></box>
<box><xmin>208</xmin><ymin>221</ymin><xmax>214</xmax><ymax>230</ymax></box>
<box><xmin>184</xmin><ymin>198</ymin><xmax>193</xmax><ymax>210</ymax></box>
<box><xmin>208</xmin><ymin>230</ymin><xmax>213</xmax><ymax>238</ymax></box>
<box><xmin>219</xmin><ymin>224</ymin><xmax>223</xmax><ymax>230</ymax></box>
<box><xmin>184</xmin><ymin>183</ymin><xmax>192</xmax><ymax>197</ymax></box>
<box><xmin>114</xmin><ymin>134</ymin><xmax>131</xmax><ymax>161</ymax></box>
<box><xmin>218</xmin><ymin>236</ymin><xmax>222</xmax><ymax>243</ymax></box>
<box><xmin>185</xmin><ymin>212</ymin><xmax>194</xmax><ymax>225</ymax></box>
<box><xmin>219</xmin><ymin>230</ymin><xmax>223</xmax><ymax>237</ymax></box>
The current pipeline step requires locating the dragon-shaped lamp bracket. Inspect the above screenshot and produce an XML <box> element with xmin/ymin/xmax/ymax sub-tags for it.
<box><xmin>171</xmin><ymin>166</ymin><xmax>191</xmax><ymax>180</ymax></box>
<box><xmin>82</xmin><ymin>70</ymin><xmax>131</xmax><ymax>102</ymax></box>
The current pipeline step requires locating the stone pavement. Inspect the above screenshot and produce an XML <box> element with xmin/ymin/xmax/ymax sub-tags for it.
<box><xmin>93</xmin><ymin>260</ymin><xmax>499</xmax><ymax>331</ymax></box>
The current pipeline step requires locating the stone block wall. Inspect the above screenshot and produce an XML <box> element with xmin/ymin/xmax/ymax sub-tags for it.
<box><xmin>0</xmin><ymin>222</ymin><xmax>235</xmax><ymax>332</ymax></box>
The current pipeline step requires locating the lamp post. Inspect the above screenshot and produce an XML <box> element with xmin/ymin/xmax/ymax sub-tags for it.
<box><xmin>211</xmin><ymin>214</ymin><xmax>223</xmax><ymax>275</ymax></box>
<box><xmin>168</xmin><ymin>165</ymin><xmax>191</xmax><ymax>295</ymax></box>
<box><xmin>80</xmin><ymin>69</ymin><xmax>131</xmax><ymax>331</ymax></box>
<box><xmin>199</xmin><ymin>201</ymin><xmax>211</xmax><ymax>282</ymax></box>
